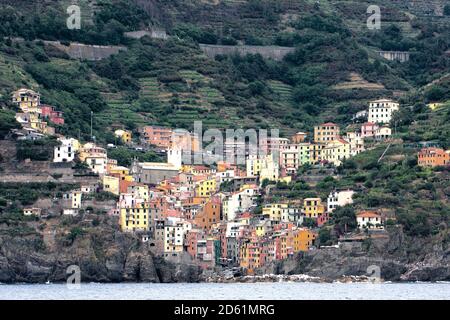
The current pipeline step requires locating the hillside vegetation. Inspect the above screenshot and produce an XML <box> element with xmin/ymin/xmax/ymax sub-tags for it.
<box><xmin>0</xmin><ymin>0</ymin><xmax>448</xmax><ymax>142</ymax></box>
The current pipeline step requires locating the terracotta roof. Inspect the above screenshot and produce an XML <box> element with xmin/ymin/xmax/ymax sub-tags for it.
<box><xmin>320</xmin><ymin>122</ymin><xmax>337</xmax><ymax>127</ymax></box>
<box><xmin>336</xmin><ymin>138</ymin><xmax>350</xmax><ymax>144</ymax></box>
<box><xmin>357</xmin><ymin>211</ymin><xmax>380</xmax><ymax>218</ymax></box>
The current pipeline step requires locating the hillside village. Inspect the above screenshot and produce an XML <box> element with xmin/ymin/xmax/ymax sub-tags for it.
<box><xmin>6</xmin><ymin>87</ymin><xmax>448</xmax><ymax>274</ymax></box>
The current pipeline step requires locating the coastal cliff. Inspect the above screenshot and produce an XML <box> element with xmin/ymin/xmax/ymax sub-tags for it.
<box><xmin>0</xmin><ymin>214</ymin><xmax>202</xmax><ymax>284</ymax></box>
<box><xmin>259</xmin><ymin>227</ymin><xmax>450</xmax><ymax>282</ymax></box>
<box><xmin>2</xmin><ymin>217</ymin><xmax>449</xmax><ymax>283</ymax></box>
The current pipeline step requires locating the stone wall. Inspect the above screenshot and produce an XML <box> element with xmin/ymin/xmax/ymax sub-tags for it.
<box><xmin>199</xmin><ymin>44</ymin><xmax>295</xmax><ymax>61</ymax></box>
<box><xmin>44</xmin><ymin>41</ymin><xmax>127</xmax><ymax>61</ymax></box>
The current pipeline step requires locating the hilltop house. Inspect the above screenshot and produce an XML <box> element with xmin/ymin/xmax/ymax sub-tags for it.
<box><xmin>418</xmin><ymin>148</ymin><xmax>450</xmax><ymax>167</ymax></box>
<box><xmin>53</xmin><ymin>137</ymin><xmax>80</xmax><ymax>163</ymax></box>
<box><xmin>357</xmin><ymin>211</ymin><xmax>384</xmax><ymax>230</ymax></box>
<box><xmin>79</xmin><ymin>143</ymin><xmax>108</xmax><ymax>175</ymax></box>
<box><xmin>114</xmin><ymin>129</ymin><xmax>132</xmax><ymax>144</ymax></box>
<box><xmin>12</xmin><ymin>88</ymin><xmax>41</xmax><ymax>113</ymax></box>
<box><xmin>368</xmin><ymin>99</ymin><xmax>399</xmax><ymax>124</ymax></box>
<box><xmin>327</xmin><ymin>189</ymin><xmax>355</xmax><ymax>212</ymax></box>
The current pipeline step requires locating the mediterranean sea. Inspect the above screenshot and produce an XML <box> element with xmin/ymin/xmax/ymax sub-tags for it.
<box><xmin>1</xmin><ymin>282</ymin><xmax>449</xmax><ymax>300</ymax></box>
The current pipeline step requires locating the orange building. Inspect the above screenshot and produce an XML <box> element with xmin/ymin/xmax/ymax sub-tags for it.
<box><xmin>314</xmin><ymin>122</ymin><xmax>340</xmax><ymax>143</ymax></box>
<box><xmin>293</xmin><ymin>228</ymin><xmax>316</xmax><ymax>252</ymax></box>
<box><xmin>418</xmin><ymin>148</ymin><xmax>450</xmax><ymax>167</ymax></box>
<box><xmin>140</xmin><ymin>126</ymin><xmax>173</xmax><ymax>148</ymax></box>
<box><xmin>291</xmin><ymin>132</ymin><xmax>308</xmax><ymax>143</ymax></box>
<box><xmin>194</xmin><ymin>197</ymin><xmax>221</xmax><ymax>230</ymax></box>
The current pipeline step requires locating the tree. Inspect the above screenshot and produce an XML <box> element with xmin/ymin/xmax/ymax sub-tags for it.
<box><xmin>444</xmin><ymin>5</ymin><xmax>450</xmax><ymax>16</ymax></box>
<box><xmin>318</xmin><ymin>228</ymin><xmax>333</xmax><ymax>246</ymax></box>
<box><xmin>332</xmin><ymin>206</ymin><xmax>357</xmax><ymax>235</ymax></box>
<box><xmin>0</xmin><ymin>111</ymin><xmax>20</xmax><ymax>139</ymax></box>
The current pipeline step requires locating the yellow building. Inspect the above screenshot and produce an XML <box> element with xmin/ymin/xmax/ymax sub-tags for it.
<box><xmin>127</xmin><ymin>183</ymin><xmax>149</xmax><ymax>201</ymax></box>
<box><xmin>246</xmin><ymin>154</ymin><xmax>279</xmax><ymax>182</ymax></box>
<box><xmin>196</xmin><ymin>178</ymin><xmax>216</xmax><ymax>197</ymax></box>
<box><xmin>293</xmin><ymin>228</ymin><xmax>316</xmax><ymax>252</ymax></box>
<box><xmin>12</xmin><ymin>88</ymin><xmax>41</xmax><ymax>113</ymax></box>
<box><xmin>108</xmin><ymin>166</ymin><xmax>133</xmax><ymax>182</ymax></box>
<box><xmin>303</xmin><ymin>198</ymin><xmax>325</xmax><ymax>218</ymax></box>
<box><xmin>309</xmin><ymin>143</ymin><xmax>325</xmax><ymax>165</ymax></box>
<box><xmin>322</xmin><ymin>138</ymin><xmax>351</xmax><ymax>166</ymax></box>
<box><xmin>114</xmin><ymin>129</ymin><xmax>132</xmax><ymax>144</ymax></box>
<box><xmin>119</xmin><ymin>201</ymin><xmax>149</xmax><ymax>232</ymax></box>
<box><xmin>262</xmin><ymin>203</ymin><xmax>288</xmax><ymax>222</ymax></box>
<box><xmin>314</xmin><ymin>122</ymin><xmax>340</xmax><ymax>143</ymax></box>
<box><xmin>255</xmin><ymin>225</ymin><xmax>266</xmax><ymax>237</ymax></box>
<box><xmin>103</xmin><ymin>175</ymin><xmax>120</xmax><ymax>195</ymax></box>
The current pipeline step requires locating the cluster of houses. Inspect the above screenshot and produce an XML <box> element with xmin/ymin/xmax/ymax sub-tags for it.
<box><xmin>11</xmin><ymin>88</ymin><xmax>64</xmax><ymax>140</ymax></box>
<box><xmin>15</xmin><ymin>91</ymin><xmax>397</xmax><ymax>273</ymax></box>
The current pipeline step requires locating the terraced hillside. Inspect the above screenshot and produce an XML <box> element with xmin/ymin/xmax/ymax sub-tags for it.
<box><xmin>0</xmin><ymin>0</ymin><xmax>449</xmax><ymax>142</ymax></box>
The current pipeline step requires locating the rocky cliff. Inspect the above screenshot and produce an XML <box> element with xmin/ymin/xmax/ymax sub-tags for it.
<box><xmin>260</xmin><ymin>227</ymin><xmax>450</xmax><ymax>282</ymax></box>
<box><xmin>0</xmin><ymin>214</ymin><xmax>202</xmax><ymax>283</ymax></box>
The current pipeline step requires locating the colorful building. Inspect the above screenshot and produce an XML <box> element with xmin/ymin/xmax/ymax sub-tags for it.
<box><xmin>262</xmin><ymin>203</ymin><xmax>288</xmax><ymax>222</ymax></box>
<box><xmin>303</xmin><ymin>198</ymin><xmax>325</xmax><ymax>218</ymax></box>
<box><xmin>322</xmin><ymin>138</ymin><xmax>350</xmax><ymax>166</ymax></box>
<box><xmin>118</xmin><ymin>194</ymin><xmax>149</xmax><ymax>232</ymax></box>
<box><xmin>246</xmin><ymin>154</ymin><xmax>279</xmax><ymax>182</ymax></box>
<box><xmin>418</xmin><ymin>148</ymin><xmax>450</xmax><ymax>167</ymax></box>
<box><xmin>291</xmin><ymin>132</ymin><xmax>308</xmax><ymax>143</ymax></box>
<box><xmin>195</xmin><ymin>178</ymin><xmax>217</xmax><ymax>197</ymax></box>
<box><xmin>314</xmin><ymin>122</ymin><xmax>340</xmax><ymax>143</ymax></box>
<box><xmin>140</xmin><ymin>126</ymin><xmax>173</xmax><ymax>148</ymax></box>
<box><xmin>12</xmin><ymin>88</ymin><xmax>41</xmax><ymax>113</ymax></box>
<box><xmin>114</xmin><ymin>129</ymin><xmax>132</xmax><ymax>144</ymax></box>
<box><xmin>194</xmin><ymin>197</ymin><xmax>221</xmax><ymax>230</ymax></box>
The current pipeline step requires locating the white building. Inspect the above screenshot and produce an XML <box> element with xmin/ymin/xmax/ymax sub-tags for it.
<box><xmin>356</xmin><ymin>211</ymin><xmax>384</xmax><ymax>230</ymax></box>
<box><xmin>368</xmin><ymin>99</ymin><xmax>399</xmax><ymax>124</ymax></box>
<box><xmin>23</xmin><ymin>208</ymin><xmax>42</xmax><ymax>216</ymax></box>
<box><xmin>222</xmin><ymin>188</ymin><xmax>258</xmax><ymax>221</ymax></box>
<box><xmin>85</xmin><ymin>155</ymin><xmax>107</xmax><ymax>175</ymax></box>
<box><xmin>164</xmin><ymin>218</ymin><xmax>191</xmax><ymax>255</ymax></box>
<box><xmin>216</xmin><ymin>169</ymin><xmax>236</xmax><ymax>184</ymax></box>
<box><xmin>53</xmin><ymin>138</ymin><xmax>79</xmax><ymax>163</ymax></box>
<box><xmin>280</xmin><ymin>144</ymin><xmax>301</xmax><ymax>174</ymax></box>
<box><xmin>375</xmin><ymin>127</ymin><xmax>392</xmax><ymax>141</ymax></box>
<box><xmin>344</xmin><ymin>132</ymin><xmax>365</xmax><ymax>156</ymax></box>
<box><xmin>327</xmin><ymin>190</ymin><xmax>355</xmax><ymax>212</ymax></box>
<box><xmin>167</xmin><ymin>147</ymin><xmax>183</xmax><ymax>169</ymax></box>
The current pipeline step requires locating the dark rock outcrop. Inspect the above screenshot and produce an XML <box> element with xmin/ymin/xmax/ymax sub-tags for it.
<box><xmin>260</xmin><ymin>228</ymin><xmax>450</xmax><ymax>282</ymax></box>
<box><xmin>0</xmin><ymin>217</ymin><xmax>201</xmax><ymax>284</ymax></box>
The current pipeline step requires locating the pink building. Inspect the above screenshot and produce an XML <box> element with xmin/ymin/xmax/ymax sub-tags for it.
<box><xmin>361</xmin><ymin>122</ymin><xmax>379</xmax><ymax>138</ymax></box>
<box><xmin>40</xmin><ymin>104</ymin><xmax>64</xmax><ymax>125</ymax></box>
<box><xmin>317</xmin><ymin>212</ymin><xmax>330</xmax><ymax>227</ymax></box>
